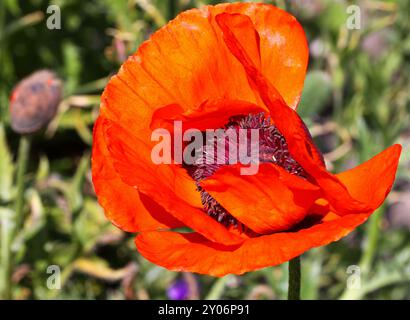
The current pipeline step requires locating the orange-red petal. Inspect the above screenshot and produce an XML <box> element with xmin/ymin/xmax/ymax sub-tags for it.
<box><xmin>100</xmin><ymin>3</ymin><xmax>308</xmax><ymax>136</ymax></box>
<box><xmin>336</xmin><ymin>144</ymin><xmax>402</xmax><ymax>211</ymax></box>
<box><xmin>135</xmin><ymin>143</ymin><xmax>401</xmax><ymax>276</ymax></box>
<box><xmin>150</xmin><ymin>99</ymin><xmax>265</xmax><ymax>132</ymax></box>
<box><xmin>200</xmin><ymin>163</ymin><xmax>320</xmax><ymax>234</ymax></box>
<box><xmin>91</xmin><ymin>116</ymin><xmax>183</xmax><ymax>232</ymax></box>
<box><xmin>100</xmin><ymin>5</ymin><xmax>258</xmax><ymax>133</ymax></box>
<box><xmin>102</xmin><ymin>118</ymin><xmax>244</xmax><ymax>246</ymax></box>
<box><xmin>215</xmin><ymin>3</ymin><xmax>309</xmax><ymax>108</ymax></box>
<box><xmin>135</xmin><ymin>211</ymin><xmax>371</xmax><ymax>276</ymax></box>
<box><xmin>216</xmin><ymin>12</ymin><xmax>376</xmax><ymax>216</ymax></box>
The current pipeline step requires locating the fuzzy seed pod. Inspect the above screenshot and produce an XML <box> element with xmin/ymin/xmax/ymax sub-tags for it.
<box><xmin>9</xmin><ymin>70</ymin><xmax>62</xmax><ymax>134</ymax></box>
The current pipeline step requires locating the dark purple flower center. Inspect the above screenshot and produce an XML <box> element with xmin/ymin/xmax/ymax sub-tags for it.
<box><xmin>184</xmin><ymin>113</ymin><xmax>306</xmax><ymax>229</ymax></box>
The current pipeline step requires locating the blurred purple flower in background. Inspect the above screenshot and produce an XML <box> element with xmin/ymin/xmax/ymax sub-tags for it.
<box><xmin>167</xmin><ymin>274</ymin><xmax>200</xmax><ymax>300</ymax></box>
<box><xmin>167</xmin><ymin>279</ymin><xmax>189</xmax><ymax>300</ymax></box>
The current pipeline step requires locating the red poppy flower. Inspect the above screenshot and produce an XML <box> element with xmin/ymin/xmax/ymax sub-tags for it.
<box><xmin>92</xmin><ymin>3</ymin><xmax>401</xmax><ymax>276</ymax></box>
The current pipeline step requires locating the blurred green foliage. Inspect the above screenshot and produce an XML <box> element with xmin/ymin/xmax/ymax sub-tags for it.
<box><xmin>0</xmin><ymin>0</ymin><xmax>409</xmax><ymax>300</ymax></box>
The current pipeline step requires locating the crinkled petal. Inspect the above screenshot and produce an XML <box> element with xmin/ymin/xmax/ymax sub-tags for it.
<box><xmin>102</xmin><ymin>118</ymin><xmax>244</xmax><ymax>246</ymax></box>
<box><xmin>135</xmin><ymin>211</ymin><xmax>371</xmax><ymax>276</ymax></box>
<box><xmin>336</xmin><ymin>144</ymin><xmax>402</xmax><ymax>211</ymax></box>
<box><xmin>216</xmin><ymin>12</ymin><xmax>374</xmax><ymax>216</ymax></box>
<box><xmin>150</xmin><ymin>99</ymin><xmax>265</xmax><ymax>132</ymax></box>
<box><xmin>91</xmin><ymin>116</ymin><xmax>183</xmax><ymax>232</ymax></box>
<box><xmin>100</xmin><ymin>3</ymin><xmax>308</xmax><ymax>135</ymax></box>
<box><xmin>200</xmin><ymin>163</ymin><xmax>320</xmax><ymax>234</ymax></box>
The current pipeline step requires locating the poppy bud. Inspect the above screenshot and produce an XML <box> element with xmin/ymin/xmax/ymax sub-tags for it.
<box><xmin>9</xmin><ymin>70</ymin><xmax>62</xmax><ymax>134</ymax></box>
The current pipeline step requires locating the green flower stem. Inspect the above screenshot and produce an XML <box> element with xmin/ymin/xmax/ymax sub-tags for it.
<box><xmin>13</xmin><ymin>136</ymin><xmax>30</xmax><ymax>233</ymax></box>
<box><xmin>0</xmin><ymin>135</ymin><xmax>30</xmax><ymax>299</ymax></box>
<box><xmin>288</xmin><ymin>256</ymin><xmax>301</xmax><ymax>300</ymax></box>
<box><xmin>359</xmin><ymin>207</ymin><xmax>384</xmax><ymax>274</ymax></box>
<box><xmin>0</xmin><ymin>208</ymin><xmax>12</xmax><ymax>299</ymax></box>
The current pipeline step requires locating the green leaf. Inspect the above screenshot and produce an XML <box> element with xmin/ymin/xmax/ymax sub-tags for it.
<box><xmin>319</xmin><ymin>1</ymin><xmax>346</xmax><ymax>33</ymax></box>
<box><xmin>35</xmin><ymin>156</ymin><xmax>50</xmax><ymax>182</ymax></box>
<box><xmin>0</xmin><ymin>123</ymin><xmax>14</xmax><ymax>202</ymax></box>
<box><xmin>4</xmin><ymin>0</ymin><xmax>20</xmax><ymax>16</ymax></box>
<box><xmin>298</xmin><ymin>71</ymin><xmax>332</xmax><ymax>118</ymax></box>
<box><xmin>63</xmin><ymin>41</ymin><xmax>82</xmax><ymax>96</ymax></box>
<box><xmin>68</xmin><ymin>153</ymin><xmax>89</xmax><ymax>212</ymax></box>
<box><xmin>73</xmin><ymin>199</ymin><xmax>114</xmax><ymax>252</ymax></box>
<box><xmin>301</xmin><ymin>249</ymin><xmax>323</xmax><ymax>300</ymax></box>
